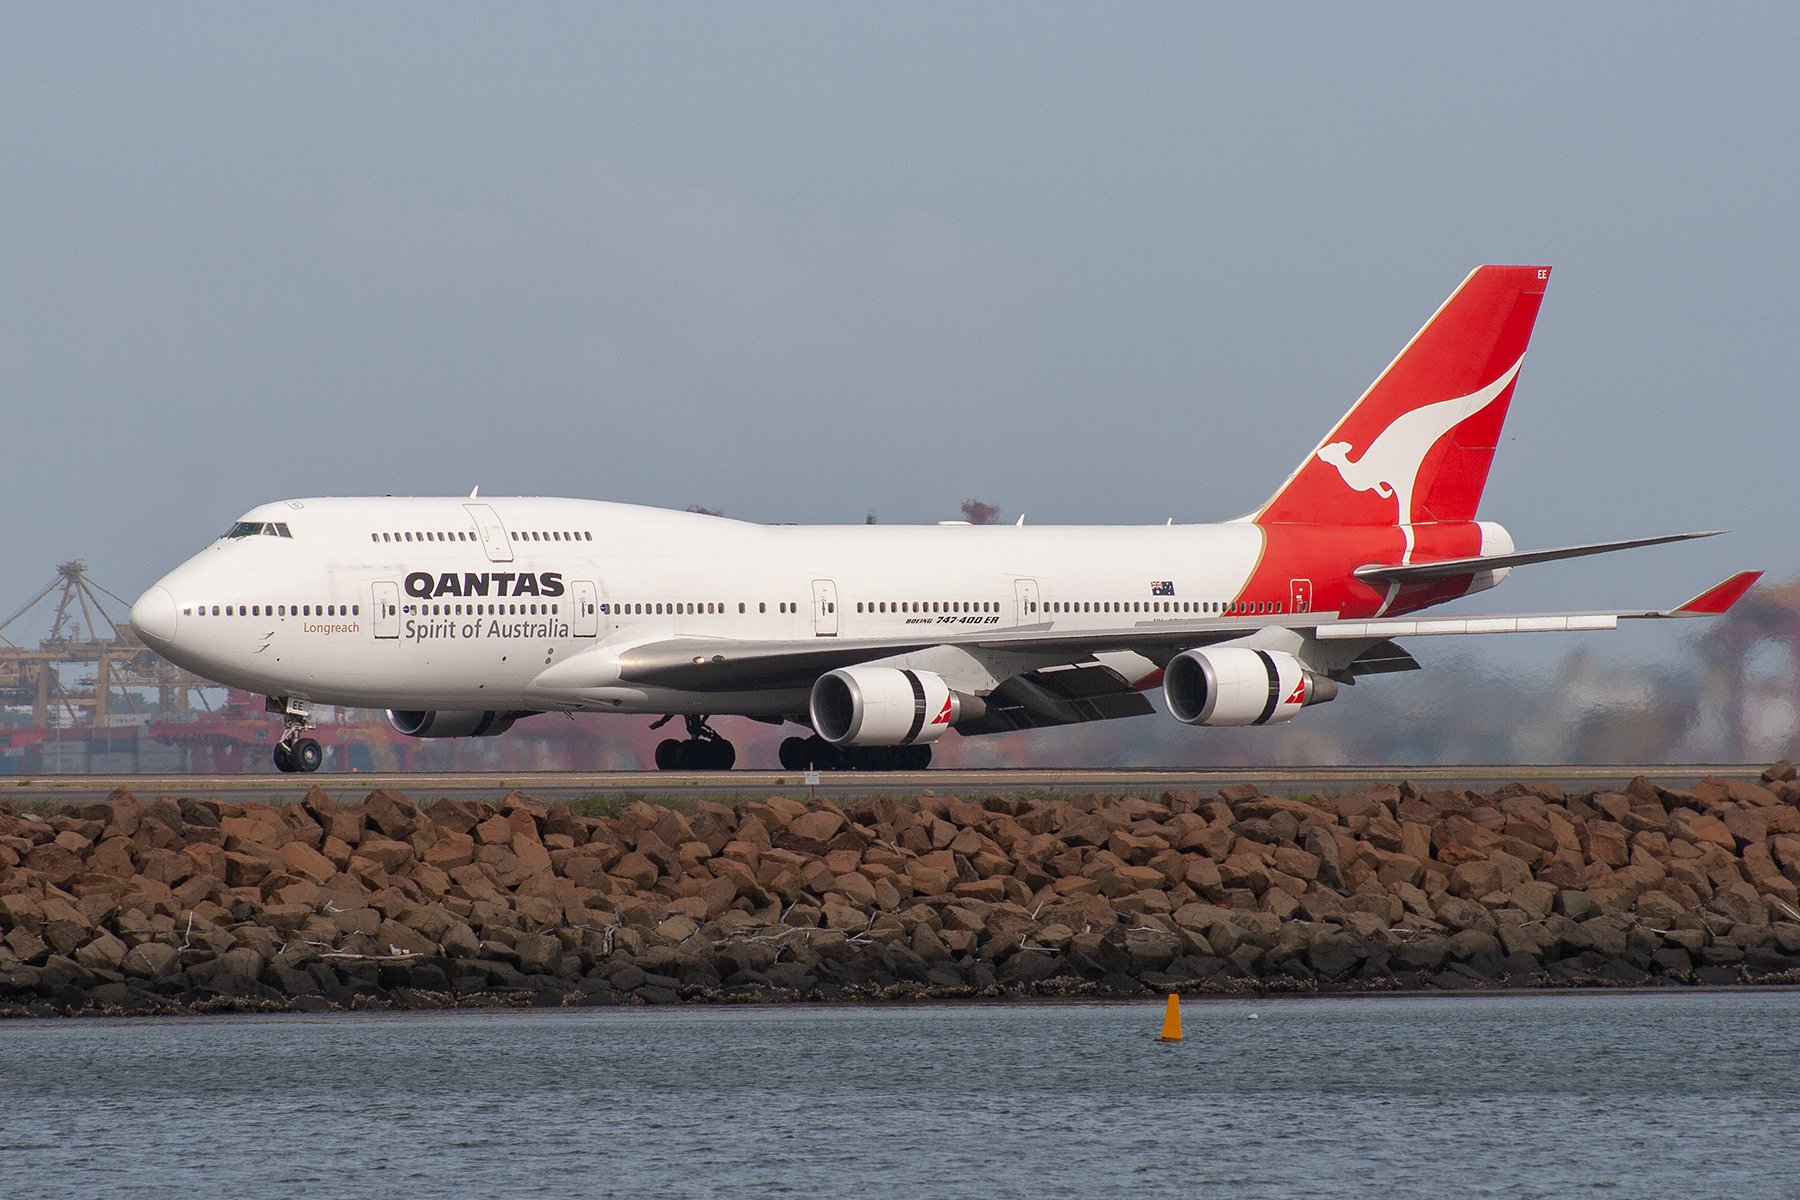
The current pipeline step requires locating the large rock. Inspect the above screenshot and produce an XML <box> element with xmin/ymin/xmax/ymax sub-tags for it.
<box><xmin>378</xmin><ymin>919</ymin><xmax>439</xmax><ymax>958</ymax></box>
<box><xmin>1124</xmin><ymin>928</ymin><xmax>1180</xmax><ymax>971</ymax></box>
<box><xmin>1304</xmin><ymin>827</ymin><xmax>1344</xmax><ymax>890</ymax></box>
<box><xmin>121</xmin><ymin>941</ymin><xmax>179</xmax><ymax>978</ymax></box>
<box><xmin>364</xmin><ymin>790</ymin><xmax>421</xmax><ymax>840</ymax></box>
<box><xmin>787</xmin><ymin>809</ymin><xmax>845</xmax><ymax>847</ymax></box>
<box><xmin>1449</xmin><ymin>861</ymin><xmax>1501</xmax><ymax>899</ymax></box>
<box><xmin>1392</xmin><ymin>933</ymin><xmax>1452</xmax><ymax>972</ymax></box>
<box><xmin>1219</xmin><ymin>854</ymin><xmax>1271</xmax><ymax>893</ymax></box>
<box><xmin>1271</xmin><ymin>846</ymin><xmax>1320</xmax><ymax>881</ymax></box>
<box><xmin>514</xmin><ymin>932</ymin><xmax>562</xmax><ymax>975</ymax></box>
<box><xmin>23</xmin><ymin>844</ymin><xmax>82</xmax><ymax>886</ymax></box>
<box><xmin>1487</xmin><ymin>850</ymin><xmax>1532</xmax><ymax>893</ymax></box>
<box><xmin>1578</xmin><ymin>918</ymin><xmax>1629</xmax><ymax>958</ymax></box>
<box><xmin>612</xmin><ymin>852</ymin><xmax>659</xmax><ymax>891</ymax></box>
<box><xmin>1307</xmin><ymin>930</ymin><xmax>1367</xmax><ymax>978</ymax></box>
<box><xmin>279</xmin><ymin>841</ymin><xmax>338</xmax><ymax>884</ymax></box>
<box><xmin>1582</xmin><ymin>822</ymin><xmax>1630</xmax><ymax>867</ymax></box>
<box><xmin>1711</xmin><ymin>882</ymin><xmax>1769</xmax><ymax>927</ymax></box>
<box><xmin>1510</xmin><ymin>880</ymin><xmax>1558</xmax><ymax>921</ymax></box>
<box><xmin>75</xmin><ymin>930</ymin><xmax>129</xmax><ymax>972</ymax></box>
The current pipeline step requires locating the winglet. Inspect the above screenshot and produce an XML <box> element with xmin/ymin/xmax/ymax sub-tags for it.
<box><xmin>1671</xmin><ymin>571</ymin><xmax>1762</xmax><ymax>615</ymax></box>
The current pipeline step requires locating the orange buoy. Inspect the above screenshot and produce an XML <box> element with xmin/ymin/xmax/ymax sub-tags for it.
<box><xmin>1159</xmin><ymin>992</ymin><xmax>1182</xmax><ymax>1041</ymax></box>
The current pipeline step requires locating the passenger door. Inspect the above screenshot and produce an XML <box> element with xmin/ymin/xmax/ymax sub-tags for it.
<box><xmin>1014</xmin><ymin>578</ymin><xmax>1040</xmax><ymax>625</ymax></box>
<box><xmin>464</xmin><ymin>503</ymin><xmax>515</xmax><ymax>563</ymax></box>
<box><xmin>571</xmin><ymin>580</ymin><xmax>598</xmax><ymax>637</ymax></box>
<box><xmin>811</xmin><ymin>580</ymin><xmax>839</xmax><ymax>636</ymax></box>
<box><xmin>373</xmin><ymin>581</ymin><xmax>400</xmax><ymax>639</ymax></box>
<box><xmin>1289</xmin><ymin>579</ymin><xmax>1313</xmax><ymax>614</ymax></box>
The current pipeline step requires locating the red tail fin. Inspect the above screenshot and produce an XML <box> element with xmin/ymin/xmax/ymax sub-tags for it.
<box><xmin>1254</xmin><ymin>265</ymin><xmax>1550</xmax><ymax>527</ymax></box>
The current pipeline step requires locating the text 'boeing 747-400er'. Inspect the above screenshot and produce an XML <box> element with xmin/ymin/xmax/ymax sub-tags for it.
<box><xmin>130</xmin><ymin>265</ymin><xmax>1759</xmax><ymax>774</ymax></box>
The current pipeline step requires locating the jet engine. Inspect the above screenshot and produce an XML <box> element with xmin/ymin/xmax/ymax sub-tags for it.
<box><xmin>810</xmin><ymin>667</ymin><xmax>963</xmax><ymax>746</ymax></box>
<box><xmin>1162</xmin><ymin>648</ymin><xmax>1338</xmax><ymax>727</ymax></box>
<box><xmin>386</xmin><ymin>710</ymin><xmax>523</xmax><ymax>738</ymax></box>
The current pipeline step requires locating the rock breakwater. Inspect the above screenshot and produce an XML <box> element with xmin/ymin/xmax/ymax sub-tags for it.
<box><xmin>6</xmin><ymin>768</ymin><xmax>1800</xmax><ymax>1016</ymax></box>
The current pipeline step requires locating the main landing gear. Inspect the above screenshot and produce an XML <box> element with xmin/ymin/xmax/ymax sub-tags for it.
<box><xmin>269</xmin><ymin>696</ymin><xmax>323</xmax><ymax>774</ymax></box>
<box><xmin>652</xmin><ymin>715</ymin><xmax>737</xmax><ymax>771</ymax></box>
<box><xmin>779</xmin><ymin>735</ymin><xmax>930</xmax><ymax>772</ymax></box>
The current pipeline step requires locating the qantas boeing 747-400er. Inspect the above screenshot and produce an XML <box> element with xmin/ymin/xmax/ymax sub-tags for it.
<box><xmin>129</xmin><ymin>265</ymin><xmax>1759</xmax><ymax>774</ymax></box>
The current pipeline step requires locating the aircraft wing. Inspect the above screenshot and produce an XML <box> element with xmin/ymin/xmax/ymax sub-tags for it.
<box><xmin>609</xmin><ymin>571</ymin><xmax>1760</xmax><ymax>693</ymax></box>
<box><xmin>1319</xmin><ymin>570</ymin><xmax>1763</xmax><ymax>640</ymax></box>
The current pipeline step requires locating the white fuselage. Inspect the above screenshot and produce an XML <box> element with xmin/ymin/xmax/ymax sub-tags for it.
<box><xmin>133</xmin><ymin>497</ymin><xmax>1279</xmax><ymax>715</ymax></box>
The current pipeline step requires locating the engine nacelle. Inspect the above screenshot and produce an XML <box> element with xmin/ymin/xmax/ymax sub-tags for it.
<box><xmin>1162</xmin><ymin>648</ymin><xmax>1338</xmax><ymax>727</ymax></box>
<box><xmin>386</xmin><ymin>710</ymin><xmax>522</xmax><ymax>738</ymax></box>
<box><xmin>810</xmin><ymin>667</ymin><xmax>962</xmax><ymax>746</ymax></box>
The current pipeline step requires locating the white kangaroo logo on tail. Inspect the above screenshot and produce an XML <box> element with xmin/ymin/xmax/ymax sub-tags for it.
<box><xmin>1316</xmin><ymin>357</ymin><xmax>1522</xmax><ymax>562</ymax></box>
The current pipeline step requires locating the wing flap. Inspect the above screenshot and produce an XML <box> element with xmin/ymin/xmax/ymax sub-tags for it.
<box><xmin>955</xmin><ymin>665</ymin><xmax>1156</xmax><ymax>736</ymax></box>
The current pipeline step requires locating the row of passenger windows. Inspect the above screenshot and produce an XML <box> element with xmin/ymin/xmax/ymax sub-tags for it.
<box><xmin>601</xmin><ymin>602</ymin><xmax>782</xmax><ymax>616</ymax></box>
<box><xmin>582</xmin><ymin>597</ymin><xmax>1282</xmax><ymax>618</ymax></box>
<box><xmin>1043</xmin><ymin>599</ymin><xmax>1283</xmax><ymax>615</ymax></box>
<box><xmin>182</xmin><ymin>603</ymin><xmax>357</xmax><ymax>618</ymax></box>
<box><xmin>859</xmin><ymin>600</ymin><xmax>998</xmax><ymax>614</ymax></box>
<box><xmin>369</xmin><ymin>529</ymin><xmax>593</xmax><ymax>544</ymax></box>
<box><xmin>415</xmin><ymin>603</ymin><xmax>557</xmax><ymax>616</ymax></box>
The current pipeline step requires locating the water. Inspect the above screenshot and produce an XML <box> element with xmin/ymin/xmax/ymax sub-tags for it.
<box><xmin>1</xmin><ymin>991</ymin><xmax>1797</xmax><ymax>1199</ymax></box>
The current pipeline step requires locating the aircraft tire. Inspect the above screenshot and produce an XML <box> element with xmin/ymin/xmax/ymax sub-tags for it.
<box><xmin>654</xmin><ymin>738</ymin><xmax>684</xmax><ymax>770</ymax></box>
<box><xmin>293</xmin><ymin>738</ymin><xmax>323</xmax><ymax>773</ymax></box>
<box><xmin>901</xmin><ymin>744</ymin><xmax>931</xmax><ymax>770</ymax></box>
<box><xmin>778</xmin><ymin>737</ymin><xmax>811</xmax><ymax>770</ymax></box>
<box><xmin>273</xmin><ymin>744</ymin><xmax>295</xmax><ymax>773</ymax></box>
<box><xmin>803</xmin><ymin>735</ymin><xmax>845</xmax><ymax>771</ymax></box>
<box><xmin>845</xmin><ymin>746</ymin><xmax>892</xmax><ymax>771</ymax></box>
<box><xmin>702</xmin><ymin>739</ymin><xmax>736</xmax><ymax>770</ymax></box>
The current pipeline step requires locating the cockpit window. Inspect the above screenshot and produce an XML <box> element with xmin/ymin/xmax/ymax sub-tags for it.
<box><xmin>225</xmin><ymin>521</ymin><xmax>294</xmax><ymax>539</ymax></box>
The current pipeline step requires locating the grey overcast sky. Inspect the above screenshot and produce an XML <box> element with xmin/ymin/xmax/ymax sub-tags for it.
<box><xmin>3</xmin><ymin>4</ymin><xmax>1795</xmax><ymax>674</ymax></box>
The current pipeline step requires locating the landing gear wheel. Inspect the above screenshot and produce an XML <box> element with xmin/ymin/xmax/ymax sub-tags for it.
<box><xmin>654</xmin><ymin>731</ymin><xmax>736</xmax><ymax>771</ymax></box>
<box><xmin>794</xmin><ymin>734</ymin><xmax>845</xmax><ymax>771</ymax></box>
<box><xmin>273</xmin><ymin>743</ymin><xmax>295</xmax><ymax>773</ymax></box>
<box><xmin>779</xmin><ymin>736</ymin><xmax>811</xmax><ymax>771</ymax></box>
<box><xmin>292</xmin><ymin>738</ymin><xmax>323</xmax><ymax>773</ymax></box>
<box><xmin>900</xmin><ymin>744</ymin><xmax>931</xmax><ymax>770</ymax></box>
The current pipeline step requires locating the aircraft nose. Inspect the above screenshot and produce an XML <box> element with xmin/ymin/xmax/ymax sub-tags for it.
<box><xmin>130</xmin><ymin>586</ymin><xmax>179</xmax><ymax>652</ymax></box>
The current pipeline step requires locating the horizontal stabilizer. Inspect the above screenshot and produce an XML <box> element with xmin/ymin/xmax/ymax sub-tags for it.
<box><xmin>1352</xmin><ymin>530</ymin><xmax>1723</xmax><ymax>585</ymax></box>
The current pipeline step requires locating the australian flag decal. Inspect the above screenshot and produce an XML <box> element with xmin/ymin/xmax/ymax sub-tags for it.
<box><xmin>1150</xmin><ymin>581</ymin><xmax>1175</xmax><ymax>596</ymax></box>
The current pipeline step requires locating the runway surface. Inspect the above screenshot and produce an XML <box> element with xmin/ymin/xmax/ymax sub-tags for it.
<box><xmin>0</xmin><ymin>764</ymin><xmax>1771</xmax><ymax>808</ymax></box>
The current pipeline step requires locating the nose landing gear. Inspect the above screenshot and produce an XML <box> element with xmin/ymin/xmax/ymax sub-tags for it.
<box><xmin>268</xmin><ymin>696</ymin><xmax>323</xmax><ymax>773</ymax></box>
<box><xmin>651</xmin><ymin>714</ymin><xmax>737</xmax><ymax>771</ymax></box>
